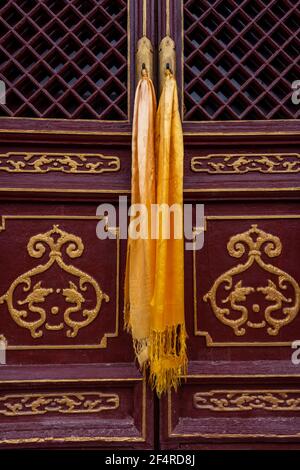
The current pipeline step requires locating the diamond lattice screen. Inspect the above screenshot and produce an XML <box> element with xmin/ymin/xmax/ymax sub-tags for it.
<box><xmin>0</xmin><ymin>0</ymin><xmax>128</xmax><ymax>120</ymax></box>
<box><xmin>184</xmin><ymin>0</ymin><xmax>300</xmax><ymax>120</ymax></box>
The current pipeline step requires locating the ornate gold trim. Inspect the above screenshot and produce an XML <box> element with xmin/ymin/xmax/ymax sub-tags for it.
<box><xmin>184</xmin><ymin>187</ymin><xmax>300</xmax><ymax>193</ymax></box>
<box><xmin>98</xmin><ymin>226</ymin><xmax>120</xmax><ymax>348</ymax></box>
<box><xmin>182</xmin><ymin>374</ymin><xmax>300</xmax><ymax>379</ymax></box>
<box><xmin>194</xmin><ymin>216</ymin><xmax>300</xmax><ymax>346</ymax></box>
<box><xmin>0</xmin><ymin>436</ymin><xmax>144</xmax><ymax>444</ymax></box>
<box><xmin>0</xmin><ymin>187</ymin><xmax>298</xmax><ymax>195</ymax></box>
<box><xmin>206</xmin><ymin>215</ymin><xmax>300</xmax><ymax>220</ymax></box>
<box><xmin>184</xmin><ymin>131</ymin><xmax>300</xmax><ymax>135</ymax></box>
<box><xmin>0</xmin><ymin>216</ymin><xmax>119</xmax><ymax>350</ymax></box>
<box><xmin>193</xmin><ymin>389</ymin><xmax>300</xmax><ymax>412</ymax></box>
<box><xmin>0</xmin><ymin>378</ymin><xmax>147</xmax><ymax>444</ymax></box>
<box><xmin>0</xmin><ymin>128</ymin><xmax>300</xmax><ymax>136</ymax></box>
<box><xmin>0</xmin><ymin>216</ymin><xmax>105</xmax><ymax>231</ymax></box>
<box><xmin>0</xmin><ymin>377</ymin><xmax>143</xmax><ymax>383</ymax></box>
<box><xmin>168</xmin><ymin>388</ymin><xmax>300</xmax><ymax>438</ymax></box>
<box><xmin>0</xmin><ymin>188</ymin><xmax>131</xmax><ymax>194</ymax></box>
<box><xmin>0</xmin><ymin>129</ymin><xmax>132</xmax><ymax>135</ymax></box>
<box><xmin>0</xmin><ymin>392</ymin><xmax>119</xmax><ymax>416</ymax></box>
<box><xmin>204</xmin><ymin>225</ymin><xmax>300</xmax><ymax>337</ymax></box>
<box><xmin>0</xmin><ymin>152</ymin><xmax>120</xmax><ymax>174</ymax></box>
<box><xmin>0</xmin><ymin>225</ymin><xmax>110</xmax><ymax>339</ymax></box>
<box><xmin>191</xmin><ymin>153</ymin><xmax>300</xmax><ymax>174</ymax></box>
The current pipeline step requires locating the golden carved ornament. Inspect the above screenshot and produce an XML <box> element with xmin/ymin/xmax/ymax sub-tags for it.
<box><xmin>194</xmin><ymin>390</ymin><xmax>300</xmax><ymax>412</ymax></box>
<box><xmin>191</xmin><ymin>153</ymin><xmax>300</xmax><ymax>174</ymax></box>
<box><xmin>204</xmin><ymin>225</ymin><xmax>300</xmax><ymax>336</ymax></box>
<box><xmin>159</xmin><ymin>35</ymin><xmax>176</xmax><ymax>95</ymax></box>
<box><xmin>0</xmin><ymin>392</ymin><xmax>119</xmax><ymax>416</ymax></box>
<box><xmin>136</xmin><ymin>36</ymin><xmax>154</xmax><ymax>83</ymax></box>
<box><xmin>0</xmin><ymin>152</ymin><xmax>120</xmax><ymax>174</ymax></box>
<box><xmin>0</xmin><ymin>225</ymin><xmax>109</xmax><ymax>339</ymax></box>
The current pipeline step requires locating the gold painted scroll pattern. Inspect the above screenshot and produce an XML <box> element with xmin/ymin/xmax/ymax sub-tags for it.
<box><xmin>0</xmin><ymin>392</ymin><xmax>119</xmax><ymax>416</ymax></box>
<box><xmin>204</xmin><ymin>225</ymin><xmax>300</xmax><ymax>336</ymax></box>
<box><xmin>0</xmin><ymin>152</ymin><xmax>120</xmax><ymax>174</ymax></box>
<box><xmin>194</xmin><ymin>390</ymin><xmax>300</xmax><ymax>412</ymax></box>
<box><xmin>0</xmin><ymin>225</ymin><xmax>109</xmax><ymax>339</ymax></box>
<box><xmin>191</xmin><ymin>153</ymin><xmax>300</xmax><ymax>174</ymax></box>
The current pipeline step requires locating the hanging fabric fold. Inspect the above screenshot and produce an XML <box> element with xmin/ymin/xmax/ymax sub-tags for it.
<box><xmin>125</xmin><ymin>67</ymin><xmax>187</xmax><ymax>396</ymax></box>
<box><xmin>149</xmin><ymin>69</ymin><xmax>187</xmax><ymax>396</ymax></box>
<box><xmin>124</xmin><ymin>69</ymin><xmax>157</xmax><ymax>369</ymax></box>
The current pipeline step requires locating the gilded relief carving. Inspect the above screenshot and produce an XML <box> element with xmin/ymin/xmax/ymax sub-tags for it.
<box><xmin>0</xmin><ymin>225</ymin><xmax>109</xmax><ymax>338</ymax></box>
<box><xmin>204</xmin><ymin>225</ymin><xmax>300</xmax><ymax>336</ymax></box>
<box><xmin>191</xmin><ymin>153</ymin><xmax>300</xmax><ymax>174</ymax></box>
<box><xmin>0</xmin><ymin>392</ymin><xmax>119</xmax><ymax>416</ymax></box>
<box><xmin>194</xmin><ymin>390</ymin><xmax>300</xmax><ymax>412</ymax></box>
<box><xmin>0</xmin><ymin>152</ymin><xmax>120</xmax><ymax>174</ymax></box>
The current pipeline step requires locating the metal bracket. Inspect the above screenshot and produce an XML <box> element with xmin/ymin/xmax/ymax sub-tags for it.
<box><xmin>159</xmin><ymin>35</ymin><xmax>176</xmax><ymax>94</ymax></box>
<box><xmin>136</xmin><ymin>36</ymin><xmax>154</xmax><ymax>84</ymax></box>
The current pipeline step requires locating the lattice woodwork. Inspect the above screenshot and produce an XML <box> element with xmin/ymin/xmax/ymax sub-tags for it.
<box><xmin>184</xmin><ymin>0</ymin><xmax>300</xmax><ymax>120</ymax></box>
<box><xmin>0</xmin><ymin>0</ymin><xmax>128</xmax><ymax>120</ymax></box>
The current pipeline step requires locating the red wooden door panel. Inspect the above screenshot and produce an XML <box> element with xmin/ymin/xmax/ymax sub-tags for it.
<box><xmin>160</xmin><ymin>2</ymin><xmax>300</xmax><ymax>447</ymax></box>
<box><xmin>160</xmin><ymin>129</ymin><xmax>300</xmax><ymax>450</ymax></box>
<box><xmin>0</xmin><ymin>129</ymin><xmax>154</xmax><ymax>449</ymax></box>
<box><xmin>0</xmin><ymin>0</ymin><xmax>299</xmax><ymax>451</ymax></box>
<box><xmin>0</xmin><ymin>0</ymin><xmax>154</xmax><ymax>445</ymax></box>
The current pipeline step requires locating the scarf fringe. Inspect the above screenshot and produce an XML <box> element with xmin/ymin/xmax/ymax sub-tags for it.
<box><xmin>124</xmin><ymin>306</ymin><xmax>187</xmax><ymax>395</ymax></box>
<box><xmin>149</xmin><ymin>324</ymin><xmax>187</xmax><ymax>397</ymax></box>
<box><xmin>132</xmin><ymin>337</ymin><xmax>149</xmax><ymax>370</ymax></box>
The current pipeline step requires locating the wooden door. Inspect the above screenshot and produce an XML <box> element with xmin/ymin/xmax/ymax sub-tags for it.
<box><xmin>0</xmin><ymin>0</ymin><xmax>299</xmax><ymax>450</ymax></box>
<box><xmin>0</xmin><ymin>0</ymin><xmax>154</xmax><ymax>449</ymax></box>
<box><xmin>160</xmin><ymin>0</ymin><xmax>300</xmax><ymax>450</ymax></box>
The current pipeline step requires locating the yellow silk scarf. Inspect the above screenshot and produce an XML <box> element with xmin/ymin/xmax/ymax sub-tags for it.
<box><xmin>125</xmin><ymin>69</ymin><xmax>187</xmax><ymax>396</ymax></box>
<box><xmin>149</xmin><ymin>70</ymin><xmax>187</xmax><ymax>396</ymax></box>
<box><xmin>124</xmin><ymin>72</ymin><xmax>157</xmax><ymax>367</ymax></box>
